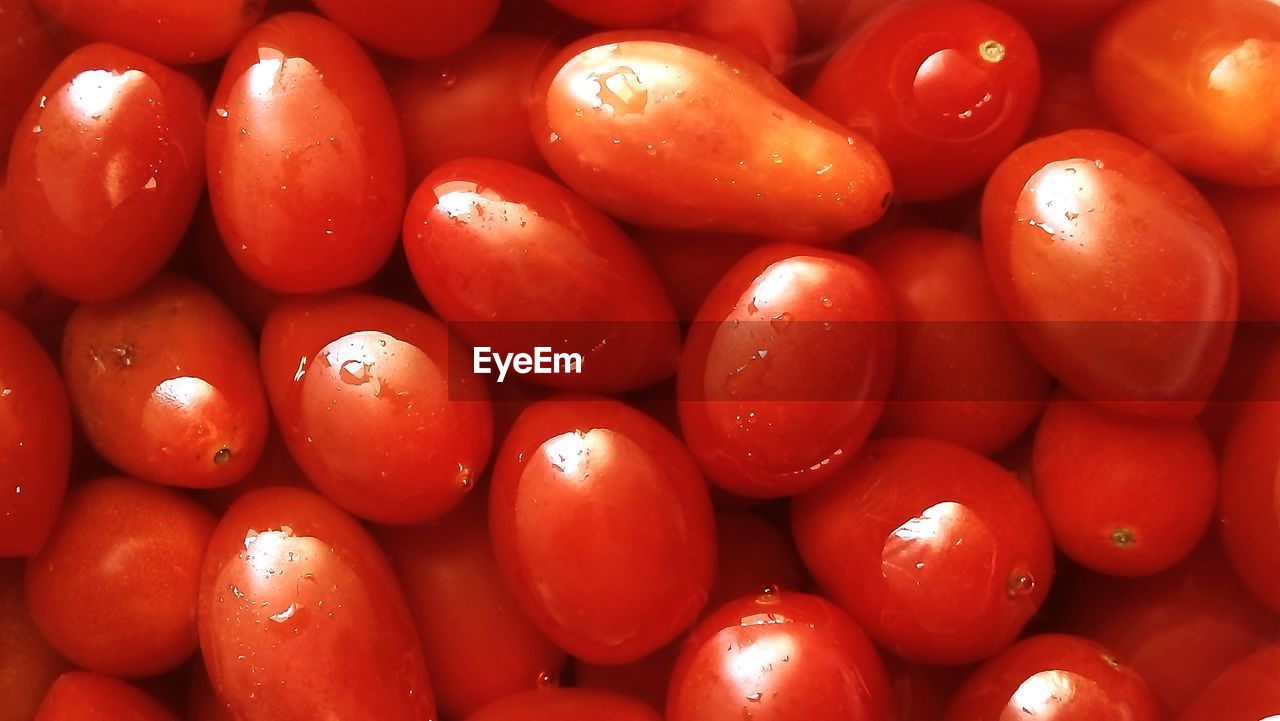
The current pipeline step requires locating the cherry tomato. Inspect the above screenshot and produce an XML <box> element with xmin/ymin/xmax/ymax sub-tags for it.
<box><xmin>859</xmin><ymin>227</ymin><xmax>1052</xmax><ymax>454</ymax></box>
<box><xmin>677</xmin><ymin>242</ymin><xmax>896</xmax><ymax>498</ymax></box>
<box><xmin>792</xmin><ymin>437</ymin><xmax>1055</xmax><ymax>664</ymax></box>
<box><xmin>983</xmin><ymin>0</ymin><xmax>1126</xmax><ymax>38</ymax></box>
<box><xmin>260</xmin><ymin>292</ymin><xmax>492</xmax><ymax>524</ymax></box>
<box><xmin>531</xmin><ymin>31</ymin><xmax>892</xmax><ymax>242</ymax></box>
<box><xmin>943</xmin><ymin>634</ymin><xmax>1161</xmax><ymax>721</ymax></box>
<box><xmin>378</xmin><ymin>498</ymin><xmax>567</xmax><ymax>719</ymax></box>
<box><xmin>489</xmin><ymin>395</ymin><xmax>716</xmax><ymax>664</ymax></box>
<box><xmin>669</xmin><ymin>0</ymin><xmax>797</xmax><ymax>77</ymax></box>
<box><xmin>573</xmin><ymin>643</ymin><xmax>682</xmax><ymax>712</ymax></box>
<box><xmin>706</xmin><ymin>507</ymin><xmax>805</xmax><ymax>610</ymax></box>
<box><xmin>1176</xmin><ymin>645</ymin><xmax>1280</xmax><ymax>721</ymax></box>
<box><xmin>207</xmin><ymin>12</ymin><xmax>405</xmax><ymax>293</ymax></box>
<box><xmin>465</xmin><ymin>688</ymin><xmax>662</xmax><ymax>721</ymax></box>
<box><xmin>403</xmin><ymin>157</ymin><xmax>681</xmax><ymax>392</ymax></box>
<box><xmin>25</xmin><ymin>477</ymin><xmax>214</xmax><ymax>677</ymax></box>
<box><xmin>34</xmin><ymin>672</ymin><xmax>177</xmax><ymax>721</ymax></box>
<box><xmin>0</xmin><ymin>561</ymin><xmax>68</xmax><ymax>721</ymax></box>
<box><xmin>545</xmin><ymin>0</ymin><xmax>692</xmax><ymax>27</ymax></box>
<box><xmin>667</xmin><ymin>589</ymin><xmax>894</xmax><ymax>721</ymax></box>
<box><xmin>309</xmin><ymin>0</ymin><xmax>498</xmax><ymax>59</ymax></box>
<box><xmin>0</xmin><ymin>310</ymin><xmax>69</xmax><ymax>557</ymax></box>
<box><xmin>0</xmin><ymin>0</ymin><xmax>58</xmax><ymax>168</ymax></box>
<box><xmin>1093</xmin><ymin>0</ymin><xmax>1280</xmax><ymax>187</ymax></box>
<box><xmin>809</xmin><ymin>0</ymin><xmax>1040</xmax><ymax>201</ymax></box>
<box><xmin>981</xmin><ymin>129</ymin><xmax>1238</xmax><ymax>418</ymax></box>
<box><xmin>199</xmin><ymin>487</ymin><xmax>435</xmax><ymax>721</ymax></box>
<box><xmin>6</xmin><ymin>43</ymin><xmax>206</xmax><ymax>302</ymax></box>
<box><xmin>30</xmin><ymin>0</ymin><xmax>263</xmax><ymax>64</ymax></box>
<box><xmin>1206</xmin><ymin>185</ymin><xmax>1280</xmax><ymax>321</ymax></box>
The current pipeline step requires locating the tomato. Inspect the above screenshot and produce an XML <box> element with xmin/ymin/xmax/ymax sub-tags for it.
<box><xmin>6</xmin><ymin>43</ymin><xmax>206</xmax><ymax>302</ymax></box>
<box><xmin>187</xmin><ymin>201</ymin><xmax>289</xmax><ymax>332</ymax></box>
<box><xmin>466</xmin><ymin>688</ymin><xmax>662</xmax><ymax>721</ymax></box>
<box><xmin>33</xmin><ymin>672</ymin><xmax>177</xmax><ymax>721</ymax></box>
<box><xmin>199</xmin><ymin>487</ymin><xmax>435</xmax><ymax>721</ymax></box>
<box><xmin>546</xmin><ymin>0</ymin><xmax>692</xmax><ymax>27</ymax></box>
<box><xmin>25</xmin><ymin>477</ymin><xmax>214</xmax><ymax>677</ymax></box>
<box><xmin>1206</xmin><ymin>186</ymin><xmax>1280</xmax><ymax>322</ymax></box>
<box><xmin>0</xmin><ymin>561</ymin><xmax>68</xmax><ymax>721</ymax></box>
<box><xmin>403</xmin><ymin>157</ymin><xmax>681</xmax><ymax>392</ymax></box>
<box><xmin>1026</xmin><ymin>50</ymin><xmax>1110</xmax><ymax>139</ymax></box>
<box><xmin>309</xmin><ymin>0</ymin><xmax>498</xmax><ymax>59</ymax></box>
<box><xmin>489</xmin><ymin>396</ymin><xmax>716</xmax><ymax>664</ymax></box>
<box><xmin>677</xmin><ymin>243</ymin><xmax>896</xmax><ymax>498</ymax></box>
<box><xmin>0</xmin><ymin>184</ymin><xmax>39</xmax><ymax>319</ymax></box>
<box><xmin>809</xmin><ymin>0</ymin><xmax>1040</xmax><ymax>202</ymax></box>
<box><xmin>29</xmin><ymin>0</ymin><xmax>262</xmax><ymax>64</ymax></box>
<box><xmin>885</xmin><ymin>657</ymin><xmax>971</xmax><ymax>721</ymax></box>
<box><xmin>1093</xmin><ymin>0</ymin><xmax>1280</xmax><ymax>187</ymax></box>
<box><xmin>378</xmin><ymin>498</ymin><xmax>567</xmax><ymax>719</ymax></box>
<box><xmin>706</xmin><ymin>507</ymin><xmax>805</xmax><ymax>610</ymax></box>
<box><xmin>943</xmin><ymin>634</ymin><xmax>1161</xmax><ymax>721</ymax></box>
<box><xmin>1176</xmin><ymin>645</ymin><xmax>1280</xmax><ymax>721</ymax></box>
<box><xmin>0</xmin><ymin>0</ymin><xmax>58</xmax><ymax>168</ymax></box>
<box><xmin>859</xmin><ymin>227</ymin><xmax>1052</xmax><ymax>454</ymax></box>
<box><xmin>207</xmin><ymin>12</ymin><xmax>404</xmax><ymax>293</ymax></box>
<box><xmin>981</xmin><ymin>129</ymin><xmax>1238</xmax><ymax>418</ymax></box>
<box><xmin>983</xmin><ymin>0</ymin><xmax>1126</xmax><ymax>38</ymax></box>
<box><xmin>667</xmin><ymin>589</ymin><xmax>894</xmax><ymax>721</ymax></box>
<box><xmin>670</xmin><ymin>0</ymin><xmax>797</xmax><ymax>77</ymax></box>
<box><xmin>634</xmin><ymin>230</ymin><xmax>767</xmax><ymax>322</ymax></box>
<box><xmin>260</xmin><ymin>292</ymin><xmax>492</xmax><ymax>524</ymax></box>
<box><xmin>531</xmin><ymin>32</ymin><xmax>892</xmax><ymax>243</ymax></box>
<box><xmin>0</xmin><ymin>311</ymin><xmax>69</xmax><ymax>557</ymax></box>
<box><xmin>792</xmin><ymin>438</ymin><xmax>1054</xmax><ymax>664</ymax></box>
<box><xmin>573</xmin><ymin>643</ymin><xmax>682</xmax><ymax>712</ymax></box>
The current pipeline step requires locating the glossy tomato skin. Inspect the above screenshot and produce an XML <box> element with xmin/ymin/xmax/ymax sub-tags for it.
<box><xmin>531</xmin><ymin>32</ymin><xmax>892</xmax><ymax>242</ymax></box>
<box><xmin>260</xmin><ymin>292</ymin><xmax>492</xmax><ymax>524</ymax></box>
<box><xmin>6</xmin><ymin>43</ymin><xmax>206</xmax><ymax>302</ymax></box>
<box><xmin>981</xmin><ymin>129</ymin><xmax>1238</xmax><ymax>418</ymax></box>
<box><xmin>34</xmin><ymin>672</ymin><xmax>177</xmax><ymax>721</ymax></box>
<box><xmin>943</xmin><ymin>634</ymin><xmax>1161</xmax><ymax>721</ymax></box>
<box><xmin>0</xmin><ymin>0</ymin><xmax>58</xmax><ymax>168</ymax></box>
<box><xmin>403</xmin><ymin>157</ymin><xmax>681</xmax><ymax>392</ymax></box>
<box><xmin>310</xmin><ymin>0</ymin><xmax>498</xmax><ymax>59</ymax></box>
<box><xmin>1094</xmin><ymin>0</ymin><xmax>1280</xmax><ymax>187</ymax></box>
<box><xmin>60</xmin><ymin>275</ymin><xmax>268</xmax><ymax>488</ymax></box>
<box><xmin>1176</xmin><ymin>645</ymin><xmax>1280</xmax><ymax>721</ymax></box>
<box><xmin>678</xmin><ymin>243</ymin><xmax>896</xmax><ymax>498</ymax></box>
<box><xmin>809</xmin><ymin>0</ymin><xmax>1040</xmax><ymax>202</ymax></box>
<box><xmin>465</xmin><ymin>688</ymin><xmax>662</xmax><ymax>721</ymax></box>
<box><xmin>29</xmin><ymin>0</ymin><xmax>262</xmax><ymax>64</ymax></box>
<box><xmin>207</xmin><ymin>12</ymin><xmax>405</xmax><ymax>293</ymax></box>
<box><xmin>669</xmin><ymin>0</ymin><xmax>797</xmax><ymax>77</ymax></box>
<box><xmin>706</xmin><ymin>507</ymin><xmax>804</xmax><ymax>610</ymax></box>
<box><xmin>489</xmin><ymin>396</ymin><xmax>716</xmax><ymax>664</ymax></box>
<box><xmin>378</xmin><ymin>498</ymin><xmax>567</xmax><ymax>719</ymax></box>
<box><xmin>1206</xmin><ymin>186</ymin><xmax>1280</xmax><ymax>321</ymax></box>
<box><xmin>546</xmin><ymin>0</ymin><xmax>691</xmax><ymax>26</ymax></box>
<box><xmin>25</xmin><ymin>477</ymin><xmax>214</xmax><ymax>677</ymax></box>
<box><xmin>199</xmin><ymin>487</ymin><xmax>435</xmax><ymax>721</ymax></box>
<box><xmin>792</xmin><ymin>438</ymin><xmax>1055</xmax><ymax>664</ymax></box>
<box><xmin>859</xmin><ymin>227</ymin><xmax>1052</xmax><ymax>454</ymax></box>
<box><xmin>667</xmin><ymin>590</ymin><xmax>894</xmax><ymax>721</ymax></box>
<box><xmin>0</xmin><ymin>561</ymin><xmax>68</xmax><ymax>721</ymax></box>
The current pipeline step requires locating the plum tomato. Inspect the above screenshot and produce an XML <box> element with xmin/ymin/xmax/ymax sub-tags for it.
<box><xmin>378</xmin><ymin>498</ymin><xmax>567</xmax><ymax>719</ymax></box>
<box><xmin>669</xmin><ymin>0</ymin><xmax>797</xmax><ymax>77</ymax></box>
<box><xmin>198</xmin><ymin>487</ymin><xmax>435</xmax><ymax>721</ymax></box>
<box><xmin>634</xmin><ymin>230</ymin><xmax>767</xmax><ymax>323</ymax></box>
<box><xmin>981</xmin><ymin>129</ymin><xmax>1238</xmax><ymax>418</ymax></box>
<box><xmin>943</xmin><ymin>634</ymin><xmax>1161</xmax><ymax>721</ymax></box>
<box><xmin>309</xmin><ymin>0</ymin><xmax>499</xmax><ymax>59</ymax></box>
<box><xmin>667</xmin><ymin>589</ymin><xmax>894</xmax><ymax>721</ymax></box>
<box><xmin>0</xmin><ymin>0</ymin><xmax>58</xmax><ymax>168</ymax></box>
<box><xmin>6</xmin><ymin>43</ymin><xmax>206</xmax><ymax>302</ymax></box>
<box><xmin>465</xmin><ymin>688</ymin><xmax>662</xmax><ymax>721</ymax></box>
<box><xmin>706</xmin><ymin>507</ymin><xmax>805</xmax><ymax>610</ymax></box>
<box><xmin>0</xmin><ymin>311</ymin><xmax>69</xmax><ymax>557</ymax></box>
<box><xmin>859</xmin><ymin>227</ymin><xmax>1052</xmax><ymax>455</ymax></box>
<box><xmin>489</xmin><ymin>395</ymin><xmax>716</xmax><ymax>664</ymax></box>
<box><xmin>1176</xmin><ymin>645</ymin><xmax>1280</xmax><ymax>721</ymax></box>
<box><xmin>29</xmin><ymin>0</ymin><xmax>264</xmax><ymax>64</ymax></box>
<box><xmin>1206</xmin><ymin>185</ymin><xmax>1280</xmax><ymax>322</ymax></box>
<box><xmin>677</xmin><ymin>243</ymin><xmax>896</xmax><ymax>498</ymax></box>
<box><xmin>260</xmin><ymin>292</ymin><xmax>493</xmax><ymax>524</ymax></box>
<box><xmin>1093</xmin><ymin>0</ymin><xmax>1280</xmax><ymax>187</ymax></box>
<box><xmin>545</xmin><ymin>0</ymin><xmax>692</xmax><ymax>27</ymax></box>
<box><xmin>792</xmin><ymin>438</ymin><xmax>1055</xmax><ymax>664</ymax></box>
<box><xmin>403</xmin><ymin>157</ymin><xmax>681</xmax><ymax>392</ymax></box>
<box><xmin>34</xmin><ymin>672</ymin><xmax>178</xmax><ymax>721</ymax></box>
<box><xmin>0</xmin><ymin>561</ymin><xmax>68</xmax><ymax>721</ymax></box>
<box><xmin>207</xmin><ymin>12</ymin><xmax>405</xmax><ymax>293</ymax></box>
<box><xmin>530</xmin><ymin>31</ymin><xmax>892</xmax><ymax>243</ymax></box>
<box><xmin>809</xmin><ymin>0</ymin><xmax>1040</xmax><ymax>202</ymax></box>
<box><xmin>25</xmin><ymin>477</ymin><xmax>215</xmax><ymax>677</ymax></box>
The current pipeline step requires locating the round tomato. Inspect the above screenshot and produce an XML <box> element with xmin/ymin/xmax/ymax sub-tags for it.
<box><xmin>34</xmin><ymin>672</ymin><xmax>177</xmax><ymax>721</ymax></box>
<box><xmin>29</xmin><ymin>0</ymin><xmax>263</xmax><ymax>64</ymax></box>
<box><xmin>310</xmin><ymin>0</ymin><xmax>498</xmax><ymax>59</ymax></box>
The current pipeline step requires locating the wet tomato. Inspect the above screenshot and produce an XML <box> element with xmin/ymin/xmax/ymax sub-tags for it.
<box><xmin>33</xmin><ymin>672</ymin><xmax>177</xmax><ymax>721</ymax></box>
<box><xmin>0</xmin><ymin>561</ymin><xmax>68</xmax><ymax>721</ymax></box>
<box><xmin>310</xmin><ymin>0</ymin><xmax>499</xmax><ymax>59</ymax></box>
<box><xmin>29</xmin><ymin>0</ymin><xmax>264</xmax><ymax>64</ymax></box>
<box><xmin>1176</xmin><ymin>645</ymin><xmax>1280</xmax><ymax>721</ymax></box>
<box><xmin>465</xmin><ymin>688</ymin><xmax>662</xmax><ymax>721</ymax></box>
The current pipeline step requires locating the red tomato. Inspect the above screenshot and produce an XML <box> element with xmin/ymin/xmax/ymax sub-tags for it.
<box><xmin>1093</xmin><ymin>0</ymin><xmax>1280</xmax><ymax>186</ymax></box>
<box><xmin>0</xmin><ymin>561</ymin><xmax>68</xmax><ymax>721</ymax></box>
<box><xmin>667</xmin><ymin>589</ymin><xmax>894</xmax><ymax>721</ymax></box>
<box><xmin>790</xmin><ymin>0</ymin><xmax>900</xmax><ymax>48</ymax></box>
<box><xmin>187</xmin><ymin>201</ymin><xmax>289</xmax><ymax>332</ymax></box>
<box><xmin>1176</xmin><ymin>645</ymin><xmax>1280</xmax><ymax>721</ymax></box>
<box><xmin>0</xmin><ymin>184</ymin><xmax>39</xmax><ymax>320</ymax></box>
<box><xmin>489</xmin><ymin>396</ymin><xmax>716</xmax><ymax>664</ymax></box>
<box><xmin>0</xmin><ymin>0</ymin><xmax>58</xmax><ymax>168</ymax></box>
<box><xmin>677</xmin><ymin>243</ymin><xmax>896</xmax><ymax>498</ymax></box>
<box><xmin>6</xmin><ymin>43</ymin><xmax>206</xmax><ymax>302</ymax></box>
<box><xmin>546</xmin><ymin>0</ymin><xmax>692</xmax><ymax>26</ymax></box>
<box><xmin>573</xmin><ymin>643</ymin><xmax>682</xmax><ymax>712</ymax></box>
<box><xmin>465</xmin><ymin>688</ymin><xmax>662</xmax><ymax>721</ymax></box>
<box><xmin>207</xmin><ymin>12</ymin><xmax>405</xmax><ymax>293</ymax></box>
<box><xmin>983</xmin><ymin>0</ymin><xmax>1126</xmax><ymax>38</ymax></box>
<box><xmin>706</xmin><ymin>507</ymin><xmax>805</xmax><ymax>610</ymax></box>
<box><xmin>187</xmin><ymin>661</ymin><xmax>234</xmax><ymax>721</ymax></box>
<box><xmin>1026</xmin><ymin>50</ymin><xmax>1111</xmax><ymax>139</ymax></box>
<box><xmin>34</xmin><ymin>672</ymin><xmax>177</xmax><ymax>721</ymax></box>
<box><xmin>859</xmin><ymin>227</ymin><xmax>1052</xmax><ymax>454</ymax></box>
<box><xmin>792</xmin><ymin>438</ymin><xmax>1055</xmax><ymax>664</ymax></box>
<box><xmin>0</xmin><ymin>311</ymin><xmax>69</xmax><ymax>557</ymax></box>
<box><xmin>943</xmin><ymin>634</ymin><xmax>1161</xmax><ymax>721</ymax></box>
<box><xmin>199</xmin><ymin>487</ymin><xmax>435</xmax><ymax>721</ymax></box>
<box><xmin>310</xmin><ymin>0</ymin><xmax>498</xmax><ymax>59</ymax></box>
<box><xmin>809</xmin><ymin>0</ymin><xmax>1041</xmax><ymax>201</ymax></box>
<box><xmin>260</xmin><ymin>292</ymin><xmax>493</xmax><ymax>524</ymax></box>
<box><xmin>378</xmin><ymin>498</ymin><xmax>567</xmax><ymax>719</ymax></box>
<box><xmin>25</xmin><ymin>477</ymin><xmax>214</xmax><ymax>677</ymax></box>
<box><xmin>884</xmin><ymin>657</ymin><xmax>971</xmax><ymax>721</ymax></box>
<box><xmin>634</xmin><ymin>230</ymin><xmax>766</xmax><ymax>323</ymax></box>
<box><xmin>29</xmin><ymin>0</ymin><xmax>262</xmax><ymax>64</ymax></box>
<box><xmin>403</xmin><ymin>157</ymin><xmax>681</xmax><ymax>392</ymax></box>
<box><xmin>1206</xmin><ymin>185</ymin><xmax>1280</xmax><ymax>321</ymax></box>
<box><xmin>531</xmin><ymin>32</ymin><xmax>892</xmax><ymax>242</ymax></box>
<box><xmin>981</xmin><ymin>129</ymin><xmax>1238</xmax><ymax>418</ymax></box>
<box><xmin>670</xmin><ymin>0</ymin><xmax>797</xmax><ymax>77</ymax></box>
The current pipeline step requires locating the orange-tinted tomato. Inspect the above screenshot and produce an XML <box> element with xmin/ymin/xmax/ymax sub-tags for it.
<box><xmin>1206</xmin><ymin>185</ymin><xmax>1280</xmax><ymax>321</ymax></box>
<box><xmin>545</xmin><ymin>0</ymin><xmax>692</xmax><ymax>26</ymax></box>
<box><xmin>1176</xmin><ymin>645</ymin><xmax>1280</xmax><ymax>721</ymax></box>
<box><xmin>199</xmin><ymin>487</ymin><xmax>435</xmax><ymax>721</ymax></box>
<box><xmin>465</xmin><ymin>688</ymin><xmax>663</xmax><ymax>721</ymax></box>
<box><xmin>34</xmin><ymin>672</ymin><xmax>177</xmax><ymax>721</ymax></box>
<box><xmin>310</xmin><ymin>0</ymin><xmax>498</xmax><ymax>59</ymax></box>
<box><xmin>30</xmin><ymin>0</ymin><xmax>263</xmax><ymax>64</ymax></box>
<box><xmin>6</xmin><ymin>43</ymin><xmax>206</xmax><ymax>302</ymax></box>
<box><xmin>207</xmin><ymin>12</ymin><xmax>405</xmax><ymax>293</ymax></box>
<box><xmin>0</xmin><ymin>0</ymin><xmax>58</xmax><ymax>168</ymax></box>
<box><xmin>531</xmin><ymin>32</ymin><xmax>892</xmax><ymax>242</ymax></box>
<box><xmin>706</xmin><ymin>507</ymin><xmax>805</xmax><ymax>610</ymax></box>
<box><xmin>670</xmin><ymin>0</ymin><xmax>797</xmax><ymax>77</ymax></box>
<box><xmin>0</xmin><ymin>561</ymin><xmax>68</xmax><ymax>721</ymax></box>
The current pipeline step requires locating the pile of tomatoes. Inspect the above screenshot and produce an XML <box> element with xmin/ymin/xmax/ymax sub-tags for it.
<box><xmin>2</xmin><ymin>0</ymin><xmax>1279</xmax><ymax>719</ymax></box>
